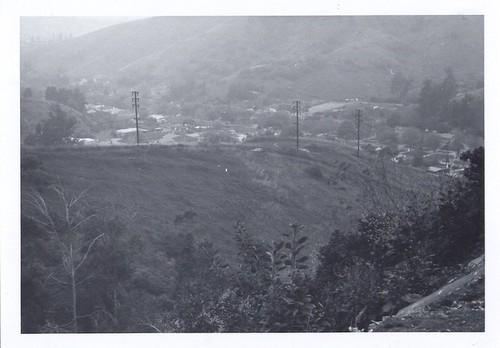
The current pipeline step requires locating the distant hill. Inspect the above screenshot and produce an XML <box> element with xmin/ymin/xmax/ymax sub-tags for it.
<box><xmin>20</xmin><ymin>16</ymin><xmax>145</xmax><ymax>42</ymax></box>
<box><xmin>21</xmin><ymin>141</ymin><xmax>436</xmax><ymax>260</ymax></box>
<box><xmin>21</xmin><ymin>16</ymin><xmax>483</xmax><ymax>102</ymax></box>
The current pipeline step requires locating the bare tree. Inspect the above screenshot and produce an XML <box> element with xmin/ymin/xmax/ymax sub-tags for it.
<box><xmin>26</xmin><ymin>181</ymin><xmax>103</xmax><ymax>333</ymax></box>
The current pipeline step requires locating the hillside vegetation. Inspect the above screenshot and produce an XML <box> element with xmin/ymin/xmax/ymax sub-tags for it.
<box><xmin>21</xmin><ymin>99</ymin><xmax>88</xmax><ymax>139</ymax></box>
<box><xmin>20</xmin><ymin>143</ymin><xmax>484</xmax><ymax>333</ymax></box>
<box><xmin>21</xmin><ymin>140</ymin><xmax>435</xmax><ymax>259</ymax></box>
<box><xmin>18</xmin><ymin>15</ymin><xmax>484</xmax><ymax>334</ymax></box>
<box><xmin>21</xmin><ymin>16</ymin><xmax>483</xmax><ymax>101</ymax></box>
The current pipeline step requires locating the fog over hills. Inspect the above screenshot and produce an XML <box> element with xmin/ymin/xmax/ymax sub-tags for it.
<box><xmin>20</xmin><ymin>16</ymin><xmax>145</xmax><ymax>42</ymax></box>
<box><xmin>21</xmin><ymin>16</ymin><xmax>483</xmax><ymax>101</ymax></box>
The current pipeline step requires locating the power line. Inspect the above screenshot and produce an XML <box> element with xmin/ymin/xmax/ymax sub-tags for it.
<box><xmin>355</xmin><ymin>109</ymin><xmax>362</xmax><ymax>158</ymax></box>
<box><xmin>293</xmin><ymin>100</ymin><xmax>301</xmax><ymax>150</ymax></box>
<box><xmin>132</xmin><ymin>91</ymin><xmax>140</xmax><ymax>146</ymax></box>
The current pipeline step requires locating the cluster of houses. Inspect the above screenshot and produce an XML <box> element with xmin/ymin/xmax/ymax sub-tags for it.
<box><xmin>360</xmin><ymin>141</ymin><xmax>468</xmax><ymax>177</ymax></box>
<box><xmin>79</xmin><ymin>101</ymin><xmax>477</xmax><ymax>178</ymax></box>
<box><xmin>81</xmin><ymin>100</ymin><xmax>255</xmax><ymax>146</ymax></box>
<box><xmin>85</xmin><ymin>103</ymin><xmax>123</xmax><ymax>115</ymax></box>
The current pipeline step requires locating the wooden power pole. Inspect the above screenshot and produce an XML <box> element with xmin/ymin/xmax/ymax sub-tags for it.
<box><xmin>132</xmin><ymin>91</ymin><xmax>140</xmax><ymax>145</ymax></box>
<box><xmin>293</xmin><ymin>100</ymin><xmax>301</xmax><ymax>150</ymax></box>
<box><xmin>355</xmin><ymin>109</ymin><xmax>362</xmax><ymax>158</ymax></box>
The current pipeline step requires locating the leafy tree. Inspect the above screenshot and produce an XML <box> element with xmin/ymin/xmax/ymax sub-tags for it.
<box><xmin>314</xmin><ymin>228</ymin><xmax>387</xmax><ymax>330</ymax></box>
<box><xmin>417</xmin><ymin>79</ymin><xmax>439</xmax><ymax>124</ymax></box>
<box><xmin>45</xmin><ymin>86</ymin><xmax>58</xmax><ymax>101</ymax></box>
<box><xmin>428</xmin><ymin>147</ymin><xmax>484</xmax><ymax>265</ymax></box>
<box><xmin>445</xmin><ymin>135</ymin><xmax>465</xmax><ymax>151</ymax></box>
<box><xmin>28</xmin><ymin>106</ymin><xmax>78</xmax><ymax>146</ymax></box>
<box><xmin>400</xmin><ymin>127</ymin><xmax>422</xmax><ymax>150</ymax></box>
<box><xmin>81</xmin><ymin>218</ymin><xmax>136</xmax><ymax>332</ymax></box>
<box><xmin>227</xmin><ymin>81</ymin><xmax>260</xmax><ymax>102</ymax></box>
<box><xmin>21</xmin><ymin>216</ymin><xmax>53</xmax><ymax>332</ymax></box>
<box><xmin>313</xmin><ymin>148</ymin><xmax>485</xmax><ymax>329</ymax></box>
<box><xmin>169</xmin><ymin>77</ymin><xmax>205</xmax><ymax>101</ymax></box>
<box><xmin>417</xmin><ymin>69</ymin><xmax>464</xmax><ymax>132</ymax></box>
<box><xmin>67</xmin><ymin>88</ymin><xmax>87</xmax><ymax>112</ymax></box>
<box><xmin>450</xmin><ymin>93</ymin><xmax>484</xmax><ymax>136</ymax></box>
<box><xmin>202</xmin><ymin>130</ymin><xmax>236</xmax><ymax>145</ymax></box>
<box><xmin>386</xmin><ymin>112</ymin><xmax>402</xmax><ymax>128</ymax></box>
<box><xmin>302</xmin><ymin>116</ymin><xmax>337</xmax><ymax>135</ymax></box>
<box><xmin>256</xmin><ymin>224</ymin><xmax>330</xmax><ymax>332</ymax></box>
<box><xmin>337</xmin><ymin>120</ymin><xmax>356</xmax><ymax>142</ymax></box>
<box><xmin>422</xmin><ymin>132</ymin><xmax>442</xmax><ymax>150</ymax></box>
<box><xmin>280</xmin><ymin>125</ymin><xmax>301</xmax><ymax>138</ymax></box>
<box><xmin>228</xmin><ymin>222</ymin><xmax>275</xmax><ymax>331</ymax></box>
<box><xmin>411</xmin><ymin>149</ymin><xmax>425</xmax><ymax>167</ymax></box>
<box><xmin>390</xmin><ymin>72</ymin><xmax>414</xmax><ymax>101</ymax></box>
<box><xmin>258</xmin><ymin>111</ymin><xmax>290</xmax><ymax>130</ymax></box>
<box><xmin>44</xmin><ymin>86</ymin><xmax>86</xmax><ymax>112</ymax></box>
<box><xmin>438</xmin><ymin>67</ymin><xmax>458</xmax><ymax>102</ymax></box>
<box><xmin>23</xmin><ymin>87</ymin><xmax>33</xmax><ymax>99</ymax></box>
<box><xmin>376</xmin><ymin>126</ymin><xmax>399</xmax><ymax>148</ymax></box>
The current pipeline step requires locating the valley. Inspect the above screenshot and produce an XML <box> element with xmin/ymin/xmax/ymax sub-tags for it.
<box><xmin>17</xmin><ymin>16</ymin><xmax>485</xmax><ymax>334</ymax></box>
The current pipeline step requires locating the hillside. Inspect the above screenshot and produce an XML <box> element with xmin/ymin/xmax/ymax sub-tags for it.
<box><xmin>20</xmin><ymin>141</ymin><xmax>486</xmax><ymax>334</ymax></box>
<box><xmin>20</xmin><ymin>16</ymin><xmax>143</xmax><ymax>42</ymax></box>
<box><xmin>21</xmin><ymin>98</ymin><xmax>100</xmax><ymax>139</ymax></box>
<box><xmin>21</xmin><ymin>16</ymin><xmax>483</xmax><ymax>101</ymax></box>
<box><xmin>21</xmin><ymin>140</ymin><xmax>435</xmax><ymax>260</ymax></box>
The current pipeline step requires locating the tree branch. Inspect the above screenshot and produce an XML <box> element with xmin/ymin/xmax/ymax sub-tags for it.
<box><xmin>70</xmin><ymin>213</ymin><xmax>97</xmax><ymax>232</ymax></box>
<box><xmin>49</xmin><ymin>274</ymin><xmax>70</xmax><ymax>286</ymax></box>
<box><xmin>74</xmin><ymin>233</ymin><xmax>104</xmax><ymax>273</ymax></box>
<box><xmin>69</xmin><ymin>187</ymin><xmax>90</xmax><ymax>208</ymax></box>
<box><xmin>51</xmin><ymin>181</ymin><xmax>71</xmax><ymax>225</ymax></box>
<box><xmin>26</xmin><ymin>190</ymin><xmax>58</xmax><ymax>233</ymax></box>
<box><xmin>140</xmin><ymin>321</ymin><xmax>162</xmax><ymax>333</ymax></box>
<box><xmin>75</xmin><ymin>274</ymin><xmax>93</xmax><ymax>287</ymax></box>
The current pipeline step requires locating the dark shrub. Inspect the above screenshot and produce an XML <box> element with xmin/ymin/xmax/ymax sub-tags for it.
<box><xmin>305</xmin><ymin>164</ymin><xmax>324</xmax><ymax>180</ymax></box>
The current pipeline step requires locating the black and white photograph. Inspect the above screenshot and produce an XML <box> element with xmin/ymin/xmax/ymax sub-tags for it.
<box><xmin>1</xmin><ymin>0</ymin><xmax>499</xmax><ymax>347</ymax></box>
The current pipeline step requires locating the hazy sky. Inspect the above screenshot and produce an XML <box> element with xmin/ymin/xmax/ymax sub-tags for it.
<box><xmin>20</xmin><ymin>16</ymin><xmax>147</xmax><ymax>41</ymax></box>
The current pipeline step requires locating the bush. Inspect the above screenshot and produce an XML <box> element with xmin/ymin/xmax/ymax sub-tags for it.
<box><xmin>21</xmin><ymin>148</ymin><xmax>483</xmax><ymax>333</ymax></box>
<box><xmin>304</xmin><ymin>144</ymin><xmax>325</xmax><ymax>153</ymax></box>
<box><xmin>21</xmin><ymin>154</ymin><xmax>50</xmax><ymax>187</ymax></box>
<box><xmin>313</xmin><ymin>149</ymin><xmax>484</xmax><ymax>329</ymax></box>
<box><xmin>423</xmin><ymin>133</ymin><xmax>442</xmax><ymax>150</ymax></box>
<box><xmin>428</xmin><ymin>147</ymin><xmax>484</xmax><ymax>265</ymax></box>
<box><xmin>26</xmin><ymin>105</ymin><xmax>79</xmax><ymax>146</ymax></box>
<box><xmin>21</xmin><ymin>154</ymin><xmax>42</xmax><ymax>171</ymax></box>
<box><xmin>386</xmin><ymin>112</ymin><xmax>402</xmax><ymax>127</ymax></box>
<box><xmin>304</xmin><ymin>164</ymin><xmax>324</xmax><ymax>180</ymax></box>
<box><xmin>202</xmin><ymin>130</ymin><xmax>236</xmax><ymax>145</ymax></box>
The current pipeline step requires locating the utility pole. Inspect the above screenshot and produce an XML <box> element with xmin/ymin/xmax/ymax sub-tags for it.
<box><xmin>132</xmin><ymin>91</ymin><xmax>140</xmax><ymax>146</ymax></box>
<box><xmin>355</xmin><ymin>109</ymin><xmax>362</xmax><ymax>158</ymax></box>
<box><xmin>293</xmin><ymin>100</ymin><xmax>301</xmax><ymax>150</ymax></box>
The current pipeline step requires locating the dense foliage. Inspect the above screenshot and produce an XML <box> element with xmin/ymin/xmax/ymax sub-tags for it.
<box><xmin>417</xmin><ymin>69</ymin><xmax>483</xmax><ymax>135</ymax></box>
<box><xmin>24</xmin><ymin>105</ymin><xmax>78</xmax><ymax>146</ymax></box>
<box><xmin>390</xmin><ymin>72</ymin><xmax>414</xmax><ymax>101</ymax></box>
<box><xmin>21</xmin><ymin>147</ymin><xmax>483</xmax><ymax>332</ymax></box>
<box><xmin>45</xmin><ymin>86</ymin><xmax>87</xmax><ymax>113</ymax></box>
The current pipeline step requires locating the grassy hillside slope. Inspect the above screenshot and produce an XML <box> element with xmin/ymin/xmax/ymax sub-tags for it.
<box><xmin>21</xmin><ymin>140</ymin><xmax>436</xmax><ymax>263</ymax></box>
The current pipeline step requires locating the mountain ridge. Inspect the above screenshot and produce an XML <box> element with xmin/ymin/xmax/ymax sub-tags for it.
<box><xmin>21</xmin><ymin>16</ymin><xmax>483</xmax><ymax>101</ymax></box>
